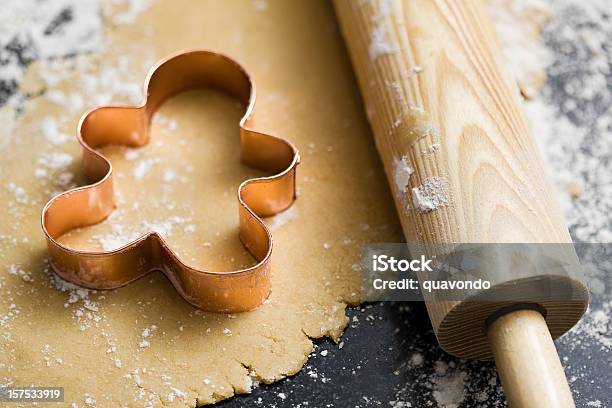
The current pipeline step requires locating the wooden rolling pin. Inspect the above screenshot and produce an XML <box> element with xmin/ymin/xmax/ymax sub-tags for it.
<box><xmin>333</xmin><ymin>1</ymin><xmax>589</xmax><ymax>407</ymax></box>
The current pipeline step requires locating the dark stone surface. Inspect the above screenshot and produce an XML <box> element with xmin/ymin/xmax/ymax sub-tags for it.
<box><xmin>216</xmin><ymin>297</ymin><xmax>609</xmax><ymax>408</ymax></box>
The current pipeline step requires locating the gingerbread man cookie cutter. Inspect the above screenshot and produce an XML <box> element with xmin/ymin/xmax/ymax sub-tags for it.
<box><xmin>41</xmin><ymin>49</ymin><xmax>300</xmax><ymax>312</ymax></box>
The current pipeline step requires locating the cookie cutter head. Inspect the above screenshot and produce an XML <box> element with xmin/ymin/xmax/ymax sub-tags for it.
<box><xmin>41</xmin><ymin>50</ymin><xmax>299</xmax><ymax>312</ymax></box>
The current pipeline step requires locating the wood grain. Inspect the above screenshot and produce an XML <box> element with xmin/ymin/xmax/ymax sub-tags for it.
<box><xmin>333</xmin><ymin>0</ymin><xmax>587</xmax><ymax>359</ymax></box>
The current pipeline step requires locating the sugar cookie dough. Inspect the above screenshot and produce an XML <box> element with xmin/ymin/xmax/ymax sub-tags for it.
<box><xmin>0</xmin><ymin>1</ymin><xmax>402</xmax><ymax>406</ymax></box>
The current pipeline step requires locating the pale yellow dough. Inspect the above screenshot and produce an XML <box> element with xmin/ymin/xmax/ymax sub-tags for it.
<box><xmin>0</xmin><ymin>1</ymin><xmax>401</xmax><ymax>406</ymax></box>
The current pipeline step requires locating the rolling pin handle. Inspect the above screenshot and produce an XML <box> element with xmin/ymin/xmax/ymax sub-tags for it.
<box><xmin>487</xmin><ymin>308</ymin><xmax>575</xmax><ymax>408</ymax></box>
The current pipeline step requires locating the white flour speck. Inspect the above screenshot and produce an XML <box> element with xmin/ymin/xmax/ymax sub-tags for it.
<box><xmin>411</xmin><ymin>177</ymin><xmax>449</xmax><ymax>212</ymax></box>
<box><xmin>393</xmin><ymin>155</ymin><xmax>413</xmax><ymax>194</ymax></box>
<box><xmin>368</xmin><ymin>0</ymin><xmax>399</xmax><ymax>60</ymax></box>
<box><xmin>133</xmin><ymin>159</ymin><xmax>154</xmax><ymax>180</ymax></box>
<box><xmin>40</xmin><ymin>116</ymin><xmax>69</xmax><ymax>146</ymax></box>
<box><xmin>265</xmin><ymin>205</ymin><xmax>298</xmax><ymax>231</ymax></box>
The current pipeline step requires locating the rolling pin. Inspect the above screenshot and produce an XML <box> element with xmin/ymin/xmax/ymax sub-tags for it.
<box><xmin>333</xmin><ymin>1</ymin><xmax>589</xmax><ymax>407</ymax></box>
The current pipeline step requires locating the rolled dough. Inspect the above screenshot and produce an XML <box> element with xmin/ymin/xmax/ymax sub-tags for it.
<box><xmin>0</xmin><ymin>0</ymin><xmax>402</xmax><ymax>406</ymax></box>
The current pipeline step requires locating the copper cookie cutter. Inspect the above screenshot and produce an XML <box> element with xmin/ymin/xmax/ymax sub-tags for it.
<box><xmin>41</xmin><ymin>49</ymin><xmax>300</xmax><ymax>312</ymax></box>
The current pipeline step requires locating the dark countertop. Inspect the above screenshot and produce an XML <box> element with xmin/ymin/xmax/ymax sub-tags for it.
<box><xmin>218</xmin><ymin>296</ymin><xmax>610</xmax><ymax>408</ymax></box>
